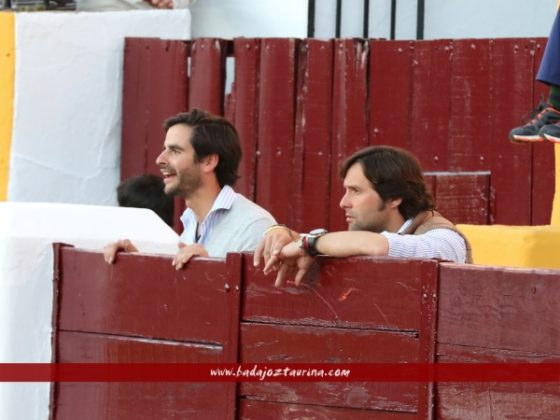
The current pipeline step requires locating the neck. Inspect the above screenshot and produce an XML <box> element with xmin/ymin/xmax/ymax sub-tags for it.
<box><xmin>385</xmin><ymin>213</ymin><xmax>406</xmax><ymax>233</ymax></box>
<box><xmin>184</xmin><ymin>182</ymin><xmax>222</xmax><ymax>223</ymax></box>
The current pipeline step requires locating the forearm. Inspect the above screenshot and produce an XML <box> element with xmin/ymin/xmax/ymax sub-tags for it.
<box><xmin>314</xmin><ymin>231</ymin><xmax>389</xmax><ymax>257</ymax></box>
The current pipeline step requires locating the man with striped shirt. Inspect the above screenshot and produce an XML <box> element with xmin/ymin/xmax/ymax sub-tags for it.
<box><xmin>104</xmin><ymin>109</ymin><xmax>276</xmax><ymax>268</ymax></box>
<box><xmin>254</xmin><ymin>146</ymin><xmax>470</xmax><ymax>287</ymax></box>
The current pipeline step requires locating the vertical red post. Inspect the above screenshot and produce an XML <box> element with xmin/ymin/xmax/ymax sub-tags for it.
<box><xmin>369</xmin><ymin>39</ymin><xmax>414</xmax><ymax>150</ymax></box>
<box><xmin>121</xmin><ymin>38</ymin><xmax>188</xmax><ymax>179</ymax></box>
<box><xmin>292</xmin><ymin>39</ymin><xmax>334</xmax><ymax>232</ymax></box>
<box><xmin>188</xmin><ymin>38</ymin><xmax>229</xmax><ymax>115</ymax></box>
<box><xmin>330</xmin><ymin>39</ymin><xmax>369</xmax><ymax>232</ymax></box>
<box><xmin>410</xmin><ymin>40</ymin><xmax>453</xmax><ymax>171</ymax></box>
<box><xmin>231</xmin><ymin>38</ymin><xmax>261</xmax><ymax>200</ymax></box>
<box><xmin>255</xmin><ymin>38</ymin><xmax>298</xmax><ymax>225</ymax></box>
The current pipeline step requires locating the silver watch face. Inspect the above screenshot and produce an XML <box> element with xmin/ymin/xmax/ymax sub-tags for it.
<box><xmin>309</xmin><ymin>228</ymin><xmax>327</xmax><ymax>236</ymax></box>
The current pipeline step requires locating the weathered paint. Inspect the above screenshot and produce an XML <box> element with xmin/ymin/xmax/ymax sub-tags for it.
<box><xmin>51</xmin><ymin>248</ymin><xmax>560</xmax><ymax>419</ymax></box>
<box><xmin>120</xmin><ymin>36</ymin><xmax>555</xmax><ymax>231</ymax></box>
<box><xmin>121</xmin><ymin>38</ymin><xmax>188</xmax><ymax>233</ymax></box>
<box><xmin>255</xmin><ymin>38</ymin><xmax>298</xmax><ymax>225</ymax></box>
<box><xmin>53</xmin><ymin>246</ymin><xmax>241</xmax><ymax>420</ymax></box>
<box><xmin>240</xmin><ymin>254</ymin><xmax>438</xmax><ymax>417</ymax></box>
<box><xmin>292</xmin><ymin>39</ymin><xmax>333</xmax><ymax>231</ymax></box>
<box><xmin>231</xmin><ymin>38</ymin><xmax>261</xmax><ymax>201</ymax></box>
<box><xmin>437</xmin><ymin>262</ymin><xmax>560</xmax><ymax>419</ymax></box>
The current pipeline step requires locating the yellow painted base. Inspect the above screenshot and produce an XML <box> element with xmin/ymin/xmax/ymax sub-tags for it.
<box><xmin>0</xmin><ymin>12</ymin><xmax>15</xmax><ymax>201</ymax></box>
<box><xmin>552</xmin><ymin>144</ymin><xmax>560</xmax><ymax>226</ymax></box>
<box><xmin>458</xmin><ymin>224</ymin><xmax>560</xmax><ymax>269</ymax></box>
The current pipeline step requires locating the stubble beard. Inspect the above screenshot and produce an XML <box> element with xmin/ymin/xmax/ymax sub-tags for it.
<box><xmin>165</xmin><ymin>170</ymin><xmax>202</xmax><ymax>199</ymax></box>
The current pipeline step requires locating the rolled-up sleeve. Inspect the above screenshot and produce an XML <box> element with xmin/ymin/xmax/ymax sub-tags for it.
<box><xmin>380</xmin><ymin>228</ymin><xmax>467</xmax><ymax>263</ymax></box>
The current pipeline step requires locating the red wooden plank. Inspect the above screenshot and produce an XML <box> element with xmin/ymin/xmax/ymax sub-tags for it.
<box><xmin>56</xmin><ymin>247</ymin><xmax>242</xmax><ymax>352</ymax></box>
<box><xmin>240</xmin><ymin>323</ymin><xmax>419</xmax><ymax>363</ymax></box>
<box><xmin>239</xmin><ymin>397</ymin><xmax>417</xmax><ymax>419</ymax></box>
<box><xmin>428</xmin><ymin>171</ymin><xmax>490</xmax><ymax>224</ymax></box>
<box><xmin>239</xmin><ymin>323</ymin><xmax>419</xmax><ymax>412</ymax></box>
<box><xmin>531</xmin><ymin>36</ymin><xmax>556</xmax><ymax>225</ymax></box>
<box><xmin>368</xmin><ymin>40</ymin><xmax>414</xmax><ymax>150</ymax></box>
<box><xmin>242</xmin><ymin>254</ymin><xmax>438</xmax><ymax>331</ymax></box>
<box><xmin>121</xmin><ymin>38</ymin><xmax>188</xmax><ymax>179</ymax></box>
<box><xmin>188</xmin><ymin>38</ymin><xmax>228</xmax><ymax>115</ymax></box>
<box><xmin>292</xmin><ymin>39</ymin><xmax>333</xmax><ymax>232</ymax></box>
<box><xmin>330</xmin><ymin>39</ymin><xmax>369</xmax><ymax>232</ymax></box>
<box><xmin>488</xmin><ymin>38</ymin><xmax>535</xmax><ymax>224</ymax></box>
<box><xmin>255</xmin><ymin>38</ymin><xmax>298</xmax><ymax>225</ymax></box>
<box><xmin>231</xmin><ymin>38</ymin><xmax>260</xmax><ymax>200</ymax></box>
<box><xmin>57</xmin><ymin>331</ymin><xmax>224</xmax><ymax>363</ymax></box>
<box><xmin>54</xmin><ymin>382</ymin><xmax>232</xmax><ymax>420</ymax></box>
<box><xmin>436</xmin><ymin>381</ymin><xmax>560</xmax><ymax>420</ymax></box>
<box><xmin>448</xmin><ymin>39</ymin><xmax>491</xmax><ymax>170</ymax></box>
<box><xmin>240</xmin><ymin>254</ymin><xmax>438</xmax><ymax>416</ymax></box>
<box><xmin>436</xmin><ymin>343</ymin><xmax>560</xmax><ymax>420</ymax></box>
<box><xmin>438</xmin><ymin>263</ymin><xmax>560</xmax><ymax>356</ymax></box>
<box><xmin>410</xmin><ymin>40</ymin><xmax>453</xmax><ymax>171</ymax></box>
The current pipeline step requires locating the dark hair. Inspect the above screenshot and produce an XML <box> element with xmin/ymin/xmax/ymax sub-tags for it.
<box><xmin>340</xmin><ymin>146</ymin><xmax>434</xmax><ymax>219</ymax></box>
<box><xmin>163</xmin><ymin>108</ymin><xmax>242</xmax><ymax>188</ymax></box>
<box><xmin>117</xmin><ymin>174</ymin><xmax>175</xmax><ymax>227</ymax></box>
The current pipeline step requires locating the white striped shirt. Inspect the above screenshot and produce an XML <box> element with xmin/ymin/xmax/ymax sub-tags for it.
<box><xmin>180</xmin><ymin>185</ymin><xmax>237</xmax><ymax>246</ymax></box>
<box><xmin>380</xmin><ymin>218</ymin><xmax>467</xmax><ymax>263</ymax></box>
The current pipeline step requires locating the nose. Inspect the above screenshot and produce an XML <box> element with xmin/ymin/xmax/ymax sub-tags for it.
<box><xmin>339</xmin><ymin>191</ymin><xmax>350</xmax><ymax>209</ymax></box>
<box><xmin>155</xmin><ymin>150</ymin><xmax>166</xmax><ymax>166</ymax></box>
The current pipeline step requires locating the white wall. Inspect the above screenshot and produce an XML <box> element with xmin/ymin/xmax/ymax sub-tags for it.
<box><xmin>195</xmin><ymin>0</ymin><xmax>557</xmax><ymax>40</ymax></box>
<box><xmin>8</xmin><ymin>10</ymin><xmax>190</xmax><ymax>205</ymax></box>
<box><xmin>189</xmin><ymin>0</ymin><xmax>307</xmax><ymax>38</ymax></box>
<box><xmin>0</xmin><ymin>202</ymin><xmax>179</xmax><ymax>420</ymax></box>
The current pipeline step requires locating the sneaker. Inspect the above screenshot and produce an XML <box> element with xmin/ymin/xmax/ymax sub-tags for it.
<box><xmin>509</xmin><ymin>102</ymin><xmax>560</xmax><ymax>143</ymax></box>
<box><xmin>539</xmin><ymin>122</ymin><xmax>560</xmax><ymax>143</ymax></box>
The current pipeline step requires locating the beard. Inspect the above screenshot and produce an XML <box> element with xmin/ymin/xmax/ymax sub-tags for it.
<box><xmin>164</xmin><ymin>166</ymin><xmax>202</xmax><ymax>199</ymax></box>
<box><xmin>347</xmin><ymin>200</ymin><xmax>388</xmax><ymax>232</ymax></box>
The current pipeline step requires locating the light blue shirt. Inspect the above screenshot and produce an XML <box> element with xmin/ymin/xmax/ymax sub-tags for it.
<box><xmin>179</xmin><ymin>185</ymin><xmax>276</xmax><ymax>257</ymax></box>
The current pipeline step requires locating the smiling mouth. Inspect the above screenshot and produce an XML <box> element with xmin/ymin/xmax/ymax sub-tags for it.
<box><xmin>161</xmin><ymin>170</ymin><xmax>177</xmax><ymax>182</ymax></box>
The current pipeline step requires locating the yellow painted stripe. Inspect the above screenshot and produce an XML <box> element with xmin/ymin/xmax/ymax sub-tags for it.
<box><xmin>0</xmin><ymin>12</ymin><xmax>15</xmax><ymax>201</ymax></box>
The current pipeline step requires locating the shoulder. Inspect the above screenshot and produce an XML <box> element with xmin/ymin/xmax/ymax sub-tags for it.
<box><xmin>230</xmin><ymin>193</ymin><xmax>276</xmax><ymax>222</ymax></box>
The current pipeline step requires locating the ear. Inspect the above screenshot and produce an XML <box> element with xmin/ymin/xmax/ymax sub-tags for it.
<box><xmin>201</xmin><ymin>154</ymin><xmax>219</xmax><ymax>174</ymax></box>
<box><xmin>388</xmin><ymin>197</ymin><xmax>402</xmax><ymax>209</ymax></box>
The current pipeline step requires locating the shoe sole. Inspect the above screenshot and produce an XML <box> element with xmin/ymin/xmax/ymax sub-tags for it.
<box><xmin>509</xmin><ymin>134</ymin><xmax>544</xmax><ymax>144</ymax></box>
<box><xmin>542</xmin><ymin>133</ymin><xmax>560</xmax><ymax>143</ymax></box>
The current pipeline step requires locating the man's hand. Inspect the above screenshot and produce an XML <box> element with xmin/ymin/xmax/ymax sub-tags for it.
<box><xmin>172</xmin><ymin>242</ymin><xmax>208</xmax><ymax>270</ymax></box>
<box><xmin>271</xmin><ymin>241</ymin><xmax>315</xmax><ymax>287</ymax></box>
<box><xmin>103</xmin><ymin>239</ymin><xmax>139</xmax><ymax>264</ymax></box>
<box><xmin>253</xmin><ymin>225</ymin><xmax>298</xmax><ymax>272</ymax></box>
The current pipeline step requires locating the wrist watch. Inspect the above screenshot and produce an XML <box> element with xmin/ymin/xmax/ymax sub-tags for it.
<box><xmin>301</xmin><ymin>228</ymin><xmax>328</xmax><ymax>257</ymax></box>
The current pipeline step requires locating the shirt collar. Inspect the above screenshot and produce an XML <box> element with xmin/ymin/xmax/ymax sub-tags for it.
<box><xmin>396</xmin><ymin>218</ymin><xmax>413</xmax><ymax>234</ymax></box>
<box><xmin>180</xmin><ymin>185</ymin><xmax>237</xmax><ymax>230</ymax></box>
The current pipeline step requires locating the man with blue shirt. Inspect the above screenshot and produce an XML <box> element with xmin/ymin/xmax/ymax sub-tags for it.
<box><xmin>104</xmin><ymin>109</ymin><xmax>275</xmax><ymax>268</ymax></box>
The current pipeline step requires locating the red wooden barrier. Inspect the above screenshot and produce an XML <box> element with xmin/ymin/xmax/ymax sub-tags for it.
<box><xmin>239</xmin><ymin>254</ymin><xmax>438</xmax><ymax>418</ymax></box>
<box><xmin>52</xmin><ymin>245</ymin><xmax>242</xmax><ymax>420</ymax></box>
<box><xmin>120</xmin><ymin>36</ymin><xmax>556</xmax><ymax>232</ymax></box>
<box><xmin>50</xmin><ymin>247</ymin><xmax>560</xmax><ymax>419</ymax></box>
<box><xmin>436</xmin><ymin>263</ymin><xmax>560</xmax><ymax>419</ymax></box>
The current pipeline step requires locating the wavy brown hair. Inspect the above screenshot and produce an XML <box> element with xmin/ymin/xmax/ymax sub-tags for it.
<box><xmin>340</xmin><ymin>146</ymin><xmax>434</xmax><ymax>219</ymax></box>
